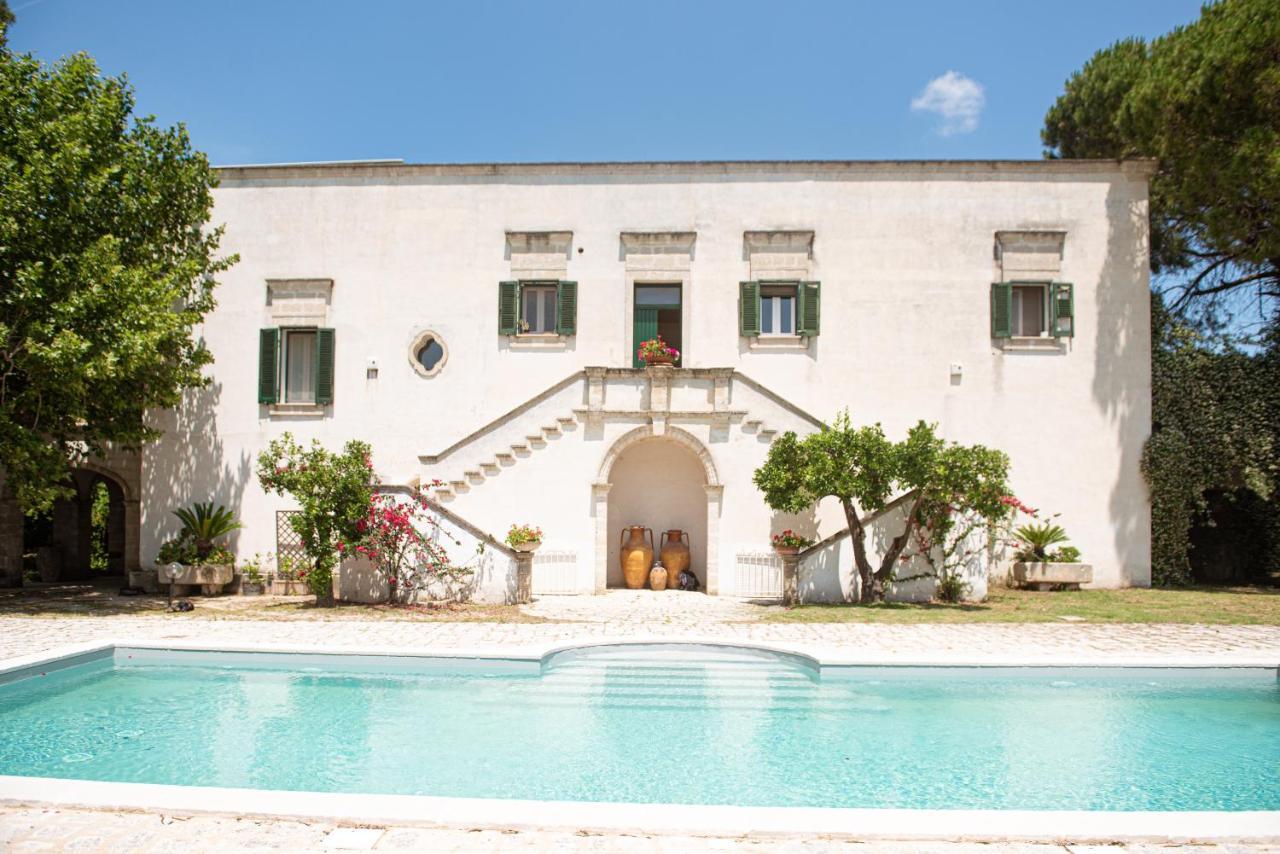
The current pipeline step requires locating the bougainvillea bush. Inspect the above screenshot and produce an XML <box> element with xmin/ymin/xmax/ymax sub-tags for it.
<box><xmin>338</xmin><ymin>486</ymin><xmax>472</xmax><ymax>601</ymax></box>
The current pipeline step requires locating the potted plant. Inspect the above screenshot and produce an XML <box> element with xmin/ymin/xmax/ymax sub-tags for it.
<box><xmin>1011</xmin><ymin>521</ymin><xmax>1092</xmax><ymax>590</ymax></box>
<box><xmin>505</xmin><ymin>523</ymin><xmax>543</xmax><ymax>553</ymax></box>
<box><xmin>771</xmin><ymin>530</ymin><xmax>814</xmax><ymax>556</ymax></box>
<box><xmin>238</xmin><ymin>552</ymin><xmax>268</xmax><ymax>595</ymax></box>
<box><xmin>155</xmin><ymin>502</ymin><xmax>241</xmax><ymax>595</ymax></box>
<box><xmin>637</xmin><ymin>336</ymin><xmax>679</xmax><ymax>366</ymax></box>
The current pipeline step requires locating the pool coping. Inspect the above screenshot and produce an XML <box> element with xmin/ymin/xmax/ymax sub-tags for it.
<box><xmin>1</xmin><ymin>637</ymin><xmax>1277</xmax><ymax>842</ymax></box>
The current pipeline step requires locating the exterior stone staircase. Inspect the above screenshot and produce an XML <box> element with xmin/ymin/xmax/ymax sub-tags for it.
<box><xmin>418</xmin><ymin>368</ymin><xmax>819</xmax><ymax>501</ymax></box>
<box><xmin>436</xmin><ymin>413</ymin><xmax>580</xmax><ymax>500</ymax></box>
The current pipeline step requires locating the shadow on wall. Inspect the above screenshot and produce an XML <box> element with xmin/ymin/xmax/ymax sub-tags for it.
<box><xmin>1094</xmin><ymin>182</ymin><xmax>1153</xmax><ymax>587</ymax></box>
<box><xmin>142</xmin><ymin>381</ymin><xmax>251</xmax><ymax>560</ymax></box>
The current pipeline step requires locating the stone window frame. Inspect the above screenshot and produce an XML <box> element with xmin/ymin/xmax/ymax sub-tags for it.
<box><xmin>265</xmin><ymin>279</ymin><xmax>333</xmax><ymax>416</ymax></box>
<box><xmin>620</xmin><ymin>232</ymin><xmax>696</xmax><ymax>368</ymax></box>
<box><xmin>506</xmin><ymin>231</ymin><xmax>573</xmax><ymax>350</ymax></box>
<box><xmin>408</xmin><ymin>328</ymin><xmax>449</xmax><ymax>378</ymax></box>
<box><xmin>744</xmin><ymin>231</ymin><xmax>814</xmax><ymax>351</ymax></box>
<box><xmin>993</xmin><ymin>231</ymin><xmax>1069</xmax><ymax>353</ymax></box>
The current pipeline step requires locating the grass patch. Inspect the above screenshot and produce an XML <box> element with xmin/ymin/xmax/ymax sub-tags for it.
<box><xmin>762</xmin><ymin>586</ymin><xmax>1280</xmax><ymax>624</ymax></box>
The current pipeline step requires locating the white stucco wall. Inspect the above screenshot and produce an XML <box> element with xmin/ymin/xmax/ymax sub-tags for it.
<box><xmin>141</xmin><ymin>160</ymin><xmax>1152</xmax><ymax>599</ymax></box>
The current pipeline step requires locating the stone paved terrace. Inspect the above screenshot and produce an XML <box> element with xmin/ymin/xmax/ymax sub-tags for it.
<box><xmin>0</xmin><ymin>807</ymin><xmax>1277</xmax><ymax>853</ymax></box>
<box><xmin>1</xmin><ymin>612</ymin><xmax>1278</xmax><ymax>666</ymax></box>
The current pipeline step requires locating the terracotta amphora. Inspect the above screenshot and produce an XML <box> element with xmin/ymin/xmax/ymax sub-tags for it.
<box><xmin>660</xmin><ymin>530</ymin><xmax>690</xmax><ymax>589</ymax></box>
<box><xmin>619</xmin><ymin>526</ymin><xmax>654</xmax><ymax>589</ymax></box>
<box><xmin>649</xmin><ymin>563</ymin><xmax>668</xmax><ymax>591</ymax></box>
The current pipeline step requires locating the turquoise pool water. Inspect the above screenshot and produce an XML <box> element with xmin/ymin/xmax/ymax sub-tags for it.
<box><xmin>0</xmin><ymin>645</ymin><xmax>1276</xmax><ymax>811</ymax></box>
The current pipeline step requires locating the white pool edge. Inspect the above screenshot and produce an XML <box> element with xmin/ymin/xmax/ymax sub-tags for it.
<box><xmin>2</xmin><ymin>776</ymin><xmax>1277</xmax><ymax>842</ymax></box>
<box><xmin>1</xmin><ymin>637</ymin><xmax>1277</xmax><ymax>842</ymax></box>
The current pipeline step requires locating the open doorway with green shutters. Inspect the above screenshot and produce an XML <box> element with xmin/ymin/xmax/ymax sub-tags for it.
<box><xmin>633</xmin><ymin>284</ymin><xmax>682</xmax><ymax>367</ymax></box>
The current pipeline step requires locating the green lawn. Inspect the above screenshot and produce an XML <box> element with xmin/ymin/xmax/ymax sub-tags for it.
<box><xmin>763</xmin><ymin>586</ymin><xmax>1280</xmax><ymax>624</ymax></box>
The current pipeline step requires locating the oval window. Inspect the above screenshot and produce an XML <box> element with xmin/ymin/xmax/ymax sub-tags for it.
<box><xmin>416</xmin><ymin>338</ymin><xmax>444</xmax><ymax>372</ymax></box>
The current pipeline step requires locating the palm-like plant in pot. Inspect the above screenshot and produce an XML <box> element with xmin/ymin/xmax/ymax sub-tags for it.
<box><xmin>174</xmin><ymin>502</ymin><xmax>242</xmax><ymax>560</ymax></box>
<box><xmin>1011</xmin><ymin>520</ymin><xmax>1089</xmax><ymax>589</ymax></box>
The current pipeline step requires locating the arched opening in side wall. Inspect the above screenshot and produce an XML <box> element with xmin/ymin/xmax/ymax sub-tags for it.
<box><xmin>605</xmin><ymin>437</ymin><xmax>709</xmax><ymax>590</ymax></box>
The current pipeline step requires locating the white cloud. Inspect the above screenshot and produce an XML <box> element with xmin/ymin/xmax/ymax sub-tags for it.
<box><xmin>911</xmin><ymin>71</ymin><xmax>986</xmax><ymax>136</ymax></box>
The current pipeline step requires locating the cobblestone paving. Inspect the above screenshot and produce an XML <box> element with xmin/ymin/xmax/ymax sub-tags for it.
<box><xmin>1</xmin><ymin>613</ymin><xmax>1278</xmax><ymax>664</ymax></box>
<box><xmin>0</xmin><ymin>808</ymin><xmax>1275</xmax><ymax>853</ymax></box>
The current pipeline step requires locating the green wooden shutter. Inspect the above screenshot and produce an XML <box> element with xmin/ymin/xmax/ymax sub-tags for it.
<box><xmin>633</xmin><ymin>307</ymin><xmax>658</xmax><ymax>368</ymax></box>
<box><xmin>1051</xmin><ymin>282</ymin><xmax>1075</xmax><ymax>338</ymax></box>
<box><xmin>556</xmin><ymin>280</ymin><xmax>577</xmax><ymax>336</ymax></box>
<box><xmin>739</xmin><ymin>281</ymin><xmax>760</xmax><ymax>337</ymax></box>
<box><xmin>798</xmin><ymin>281</ymin><xmax>821</xmax><ymax>336</ymax></box>
<box><xmin>498</xmin><ymin>281</ymin><xmax>519</xmax><ymax>335</ymax></box>
<box><xmin>315</xmin><ymin>328</ymin><xmax>335</xmax><ymax>405</ymax></box>
<box><xmin>990</xmin><ymin>283</ymin><xmax>1013</xmax><ymax>338</ymax></box>
<box><xmin>258</xmin><ymin>328</ymin><xmax>279</xmax><ymax>404</ymax></box>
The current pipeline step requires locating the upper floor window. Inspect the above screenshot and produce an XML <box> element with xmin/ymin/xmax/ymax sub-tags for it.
<box><xmin>760</xmin><ymin>284</ymin><xmax>797</xmax><ymax>335</ymax></box>
<box><xmin>258</xmin><ymin>327</ymin><xmax>335</xmax><ymax>407</ymax></box>
<box><xmin>284</xmin><ymin>329</ymin><xmax>318</xmax><ymax>402</ymax></box>
<box><xmin>739</xmin><ymin>280</ymin><xmax>820</xmax><ymax>338</ymax></box>
<box><xmin>520</xmin><ymin>283</ymin><xmax>559</xmax><ymax>334</ymax></box>
<box><xmin>498</xmin><ymin>280</ymin><xmax>577</xmax><ymax>337</ymax></box>
<box><xmin>991</xmin><ymin>281</ymin><xmax>1074</xmax><ymax>339</ymax></box>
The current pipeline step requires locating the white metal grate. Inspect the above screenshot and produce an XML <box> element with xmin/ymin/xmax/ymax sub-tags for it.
<box><xmin>733</xmin><ymin>551</ymin><xmax>784</xmax><ymax>599</ymax></box>
<box><xmin>532</xmin><ymin>550</ymin><xmax>580</xmax><ymax>595</ymax></box>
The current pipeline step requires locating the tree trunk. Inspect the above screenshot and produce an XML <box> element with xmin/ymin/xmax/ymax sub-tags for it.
<box><xmin>842</xmin><ymin>499</ymin><xmax>878</xmax><ymax>603</ymax></box>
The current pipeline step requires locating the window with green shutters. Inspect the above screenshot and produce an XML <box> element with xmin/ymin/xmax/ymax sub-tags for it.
<box><xmin>257</xmin><ymin>327</ymin><xmax>335</xmax><ymax>407</ymax></box>
<box><xmin>1050</xmin><ymin>282</ymin><xmax>1074</xmax><ymax>338</ymax></box>
<box><xmin>991</xmin><ymin>281</ymin><xmax>1075</xmax><ymax>339</ymax></box>
<box><xmin>740</xmin><ymin>280</ymin><xmax>820</xmax><ymax>338</ymax></box>
<box><xmin>499</xmin><ymin>280</ymin><xmax>578</xmax><ymax>336</ymax></box>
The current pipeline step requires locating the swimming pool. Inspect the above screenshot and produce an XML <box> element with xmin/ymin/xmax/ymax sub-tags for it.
<box><xmin>0</xmin><ymin>644</ymin><xmax>1275</xmax><ymax>813</ymax></box>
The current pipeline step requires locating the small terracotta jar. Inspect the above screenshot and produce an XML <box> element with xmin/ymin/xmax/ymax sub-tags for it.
<box><xmin>649</xmin><ymin>563</ymin><xmax>668</xmax><ymax>591</ymax></box>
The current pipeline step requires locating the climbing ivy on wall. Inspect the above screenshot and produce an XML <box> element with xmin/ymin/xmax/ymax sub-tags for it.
<box><xmin>1142</xmin><ymin>301</ymin><xmax>1280</xmax><ymax>585</ymax></box>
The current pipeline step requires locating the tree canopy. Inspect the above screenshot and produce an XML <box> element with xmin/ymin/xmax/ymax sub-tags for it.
<box><xmin>0</xmin><ymin>23</ymin><xmax>233</xmax><ymax>511</ymax></box>
<box><xmin>753</xmin><ymin>414</ymin><xmax>1011</xmax><ymax>602</ymax></box>
<box><xmin>1042</xmin><ymin>0</ymin><xmax>1280</xmax><ymax>334</ymax></box>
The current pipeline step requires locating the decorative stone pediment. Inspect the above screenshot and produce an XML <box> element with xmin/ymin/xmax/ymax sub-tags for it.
<box><xmin>745</xmin><ymin>231</ymin><xmax>814</xmax><ymax>280</ymax></box>
<box><xmin>505</xmin><ymin>231</ymin><xmax>573</xmax><ymax>256</ymax></box>
<box><xmin>620</xmin><ymin>231</ymin><xmax>696</xmax><ymax>255</ymax></box>
<box><xmin>996</xmin><ymin>231</ymin><xmax>1065</xmax><ymax>280</ymax></box>
<box><xmin>266</xmin><ymin>279</ymin><xmax>332</xmax><ymax>325</ymax></box>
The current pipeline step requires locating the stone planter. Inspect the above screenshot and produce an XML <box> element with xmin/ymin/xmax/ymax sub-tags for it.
<box><xmin>511</xmin><ymin>540</ymin><xmax>541</xmax><ymax>554</ymax></box>
<box><xmin>773</xmin><ymin>546</ymin><xmax>801</xmax><ymax>557</ymax></box>
<box><xmin>127</xmin><ymin>569</ymin><xmax>160</xmax><ymax>594</ymax></box>
<box><xmin>270</xmin><ymin>578</ymin><xmax>311</xmax><ymax>596</ymax></box>
<box><xmin>1013</xmin><ymin>562</ymin><xmax>1093</xmax><ymax>590</ymax></box>
<box><xmin>238</xmin><ymin>578</ymin><xmax>265</xmax><ymax>595</ymax></box>
<box><xmin>161</xmin><ymin>563</ymin><xmax>235</xmax><ymax>596</ymax></box>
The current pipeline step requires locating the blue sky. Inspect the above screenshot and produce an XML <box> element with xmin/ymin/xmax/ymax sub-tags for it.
<box><xmin>9</xmin><ymin>0</ymin><xmax>1203</xmax><ymax>166</ymax></box>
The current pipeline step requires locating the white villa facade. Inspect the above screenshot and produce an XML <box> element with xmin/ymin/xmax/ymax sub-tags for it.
<box><xmin>0</xmin><ymin>159</ymin><xmax>1155</xmax><ymax>602</ymax></box>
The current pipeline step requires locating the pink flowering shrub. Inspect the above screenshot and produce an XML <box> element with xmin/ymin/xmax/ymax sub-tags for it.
<box><xmin>338</xmin><ymin>483</ymin><xmax>472</xmax><ymax>599</ymax></box>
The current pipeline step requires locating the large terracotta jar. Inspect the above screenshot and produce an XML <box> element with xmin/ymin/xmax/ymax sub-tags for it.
<box><xmin>619</xmin><ymin>526</ymin><xmax>654</xmax><ymax>590</ymax></box>
<box><xmin>660</xmin><ymin>530</ymin><xmax>690</xmax><ymax>589</ymax></box>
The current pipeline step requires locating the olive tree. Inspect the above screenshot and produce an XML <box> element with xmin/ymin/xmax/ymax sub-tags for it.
<box><xmin>753</xmin><ymin>413</ymin><xmax>1011</xmax><ymax>602</ymax></box>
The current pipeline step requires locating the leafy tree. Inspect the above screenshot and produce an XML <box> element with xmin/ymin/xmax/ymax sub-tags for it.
<box><xmin>0</xmin><ymin>30</ymin><xmax>233</xmax><ymax>512</ymax></box>
<box><xmin>1141</xmin><ymin>300</ymin><xmax>1280</xmax><ymax>584</ymax></box>
<box><xmin>753</xmin><ymin>413</ymin><xmax>1011</xmax><ymax>602</ymax></box>
<box><xmin>1042</xmin><ymin>0</ymin><xmax>1280</xmax><ymax>333</ymax></box>
<box><xmin>256</xmin><ymin>434</ymin><xmax>377</xmax><ymax>605</ymax></box>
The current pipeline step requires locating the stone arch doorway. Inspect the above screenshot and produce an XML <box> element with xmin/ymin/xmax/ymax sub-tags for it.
<box><xmin>22</xmin><ymin>465</ymin><xmax>138</xmax><ymax>582</ymax></box>
<box><xmin>592</xmin><ymin>425</ymin><xmax>723</xmax><ymax>594</ymax></box>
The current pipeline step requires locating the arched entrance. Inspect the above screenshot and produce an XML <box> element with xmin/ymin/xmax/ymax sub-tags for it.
<box><xmin>592</xmin><ymin>426</ymin><xmax>723</xmax><ymax>594</ymax></box>
<box><xmin>22</xmin><ymin>466</ymin><xmax>136</xmax><ymax>582</ymax></box>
